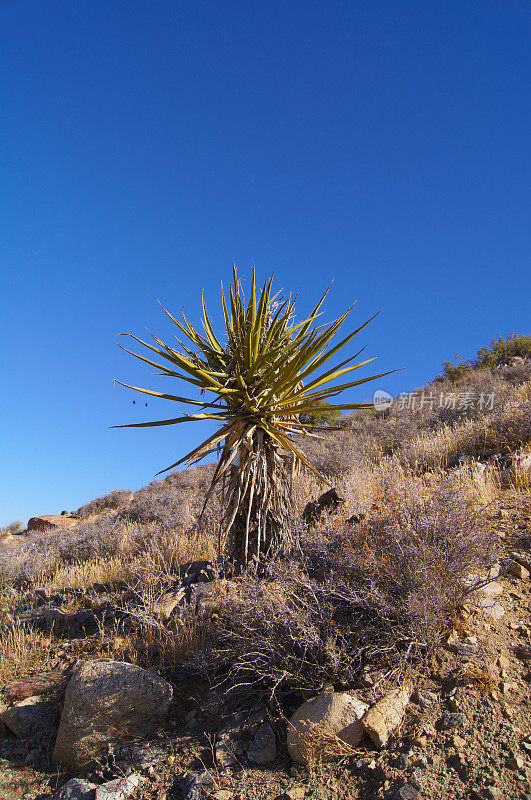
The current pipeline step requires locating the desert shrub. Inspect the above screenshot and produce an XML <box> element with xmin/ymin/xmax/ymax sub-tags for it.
<box><xmin>0</xmin><ymin>520</ymin><xmax>24</xmax><ymax>535</ymax></box>
<box><xmin>184</xmin><ymin>471</ymin><xmax>495</xmax><ymax>701</ymax></box>
<box><xmin>336</xmin><ymin>360</ymin><xmax>530</xmax><ymax>474</ymax></box>
<box><xmin>443</xmin><ymin>333</ymin><xmax>530</xmax><ymax>382</ymax></box>
<box><xmin>75</xmin><ymin>488</ymin><xmax>133</xmax><ymax>518</ymax></box>
<box><xmin>0</xmin><ymin>466</ymin><xmax>222</xmax><ymax>588</ymax></box>
<box><xmin>119</xmin><ymin>464</ymin><xmax>220</xmax><ymax>527</ymax></box>
<box><xmin>402</xmin><ymin>400</ymin><xmax>531</xmax><ymax>472</ymax></box>
<box><xmin>299</xmin><ymin>428</ymin><xmax>382</xmax><ymax>477</ymax></box>
<box><xmin>299</xmin><ymin>401</ymin><xmax>342</xmax><ymax>426</ymax></box>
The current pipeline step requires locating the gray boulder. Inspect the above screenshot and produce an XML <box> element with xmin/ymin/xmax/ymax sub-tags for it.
<box><xmin>95</xmin><ymin>775</ymin><xmax>146</xmax><ymax>800</ymax></box>
<box><xmin>247</xmin><ymin>722</ymin><xmax>276</xmax><ymax>764</ymax></box>
<box><xmin>52</xmin><ymin>659</ymin><xmax>173</xmax><ymax>770</ymax></box>
<box><xmin>55</xmin><ymin>779</ymin><xmax>97</xmax><ymax>800</ymax></box>
<box><xmin>1</xmin><ymin>695</ymin><xmax>55</xmax><ymax>739</ymax></box>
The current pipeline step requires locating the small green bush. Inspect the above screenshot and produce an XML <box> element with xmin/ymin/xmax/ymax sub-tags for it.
<box><xmin>443</xmin><ymin>333</ymin><xmax>530</xmax><ymax>382</ymax></box>
<box><xmin>299</xmin><ymin>401</ymin><xmax>342</xmax><ymax>426</ymax></box>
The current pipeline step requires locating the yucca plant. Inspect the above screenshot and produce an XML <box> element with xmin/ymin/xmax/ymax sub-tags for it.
<box><xmin>115</xmin><ymin>264</ymin><xmax>389</xmax><ymax>569</ymax></box>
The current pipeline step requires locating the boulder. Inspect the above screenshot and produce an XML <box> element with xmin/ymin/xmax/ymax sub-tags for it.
<box><xmin>302</xmin><ymin>489</ymin><xmax>344</xmax><ymax>525</ymax></box>
<box><xmin>287</xmin><ymin>690</ymin><xmax>368</xmax><ymax>764</ymax></box>
<box><xmin>55</xmin><ymin>779</ymin><xmax>97</xmax><ymax>800</ymax></box>
<box><xmin>95</xmin><ymin>775</ymin><xmax>146</xmax><ymax>800</ymax></box>
<box><xmin>511</xmin><ymin>552</ymin><xmax>531</xmax><ymax>573</ymax></box>
<box><xmin>52</xmin><ymin>659</ymin><xmax>173</xmax><ymax>770</ymax></box>
<box><xmin>28</xmin><ymin>515</ymin><xmax>78</xmax><ymax>532</ymax></box>
<box><xmin>361</xmin><ymin>683</ymin><xmax>412</xmax><ymax>748</ymax></box>
<box><xmin>3</xmin><ymin>670</ymin><xmax>66</xmax><ymax>702</ymax></box>
<box><xmin>1</xmin><ymin>695</ymin><xmax>55</xmax><ymax>738</ymax></box>
<box><xmin>470</xmin><ymin>462</ymin><xmax>487</xmax><ymax>478</ymax></box>
<box><xmin>507</xmin><ymin>560</ymin><xmax>530</xmax><ymax>580</ymax></box>
<box><xmin>247</xmin><ymin>722</ymin><xmax>276</xmax><ymax>764</ymax></box>
<box><xmin>18</xmin><ymin>605</ymin><xmax>70</xmax><ymax>631</ymax></box>
<box><xmin>153</xmin><ymin>587</ymin><xmax>186</xmax><ymax>620</ymax></box>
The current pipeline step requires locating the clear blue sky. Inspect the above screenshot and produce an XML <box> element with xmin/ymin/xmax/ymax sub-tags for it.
<box><xmin>1</xmin><ymin>1</ymin><xmax>529</xmax><ymax>526</ymax></box>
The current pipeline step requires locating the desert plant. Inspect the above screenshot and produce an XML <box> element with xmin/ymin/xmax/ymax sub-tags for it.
<box><xmin>299</xmin><ymin>401</ymin><xmax>342</xmax><ymax>426</ymax></box>
<box><xmin>1</xmin><ymin>520</ymin><xmax>24</xmax><ymax>535</ymax></box>
<box><xmin>443</xmin><ymin>333</ymin><xmax>531</xmax><ymax>382</ymax></box>
<box><xmin>115</xmin><ymin>263</ymin><xmax>388</xmax><ymax>569</ymax></box>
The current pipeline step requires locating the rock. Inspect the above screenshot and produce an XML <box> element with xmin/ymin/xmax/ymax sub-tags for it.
<box><xmin>17</xmin><ymin>605</ymin><xmax>72</xmax><ymax>631</ymax></box>
<box><xmin>508</xmin><ymin>561</ymin><xmax>530</xmax><ymax>580</ymax></box>
<box><xmin>286</xmin><ymin>788</ymin><xmax>306</xmax><ymax>800</ymax></box>
<box><xmin>113</xmin><ymin>740</ymin><xmax>166</xmax><ymax>771</ymax></box>
<box><xmin>346</xmin><ymin>513</ymin><xmax>366</xmax><ymax>524</ymax></box>
<box><xmin>471</xmin><ymin>462</ymin><xmax>487</xmax><ymax>478</ymax></box>
<box><xmin>302</xmin><ymin>488</ymin><xmax>344</xmax><ymax>525</ymax></box>
<box><xmin>414</xmin><ymin>690</ymin><xmax>438</xmax><ymax>708</ymax></box>
<box><xmin>153</xmin><ymin>587</ymin><xmax>185</xmax><ymax>620</ymax></box>
<box><xmin>52</xmin><ymin>660</ymin><xmax>172</xmax><ymax>770</ymax></box>
<box><xmin>1</xmin><ymin>696</ymin><xmax>55</xmax><ymax>738</ymax></box>
<box><xmin>508</xmin><ymin>754</ymin><xmax>525</xmax><ymax>770</ymax></box>
<box><xmin>394</xmin><ymin>753</ymin><xmax>409</xmax><ymax>769</ymax></box>
<box><xmin>215</xmin><ymin>734</ymin><xmax>237</xmax><ymax>768</ymax></box>
<box><xmin>180</xmin><ymin>559</ymin><xmax>219</xmax><ymax>586</ymax></box>
<box><xmin>395</xmin><ymin>783</ymin><xmax>419</xmax><ymax>800</ymax></box>
<box><xmin>3</xmin><ymin>670</ymin><xmax>65</xmax><ymax>702</ymax></box>
<box><xmin>181</xmin><ymin>772</ymin><xmax>215</xmax><ymax>800</ymax></box>
<box><xmin>448</xmin><ymin>643</ymin><xmax>477</xmax><ymax>656</ymax></box>
<box><xmin>95</xmin><ymin>775</ymin><xmax>146</xmax><ymax>800</ymax></box>
<box><xmin>483</xmin><ymin>602</ymin><xmax>506</xmax><ymax>621</ymax></box>
<box><xmin>55</xmin><ymin>779</ymin><xmax>97</xmax><ymax>800</ymax></box>
<box><xmin>212</xmin><ymin>792</ymin><xmax>232</xmax><ymax>800</ymax></box>
<box><xmin>287</xmin><ymin>690</ymin><xmax>368</xmax><ymax>764</ymax></box>
<box><xmin>27</xmin><ymin>515</ymin><xmax>78</xmax><ymax>531</ymax></box>
<box><xmin>361</xmin><ymin>683</ymin><xmax>412</xmax><ymax>749</ymax></box>
<box><xmin>247</xmin><ymin>722</ymin><xmax>276</xmax><ymax>764</ymax></box>
<box><xmin>511</xmin><ymin>552</ymin><xmax>531</xmax><ymax>573</ymax></box>
<box><xmin>442</xmin><ymin>713</ymin><xmax>466</xmax><ymax>729</ymax></box>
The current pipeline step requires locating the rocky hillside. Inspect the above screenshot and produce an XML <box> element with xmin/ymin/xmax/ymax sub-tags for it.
<box><xmin>0</xmin><ymin>339</ymin><xmax>529</xmax><ymax>800</ymax></box>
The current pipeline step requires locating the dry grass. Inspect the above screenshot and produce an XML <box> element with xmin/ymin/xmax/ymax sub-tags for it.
<box><xmin>464</xmin><ymin>664</ymin><xmax>497</xmax><ymax>695</ymax></box>
<box><xmin>0</xmin><ymin>618</ymin><xmax>53</xmax><ymax>684</ymax></box>
<box><xmin>285</xmin><ymin>715</ymin><xmax>360</xmax><ymax>776</ymax></box>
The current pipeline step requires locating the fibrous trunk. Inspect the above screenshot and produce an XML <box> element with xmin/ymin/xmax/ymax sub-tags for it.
<box><xmin>223</xmin><ymin>431</ymin><xmax>294</xmax><ymax>569</ymax></box>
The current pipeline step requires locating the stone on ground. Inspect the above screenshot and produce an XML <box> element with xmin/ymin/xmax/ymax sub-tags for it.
<box><xmin>287</xmin><ymin>690</ymin><xmax>369</xmax><ymax>764</ymax></box>
<box><xmin>247</xmin><ymin>722</ymin><xmax>276</xmax><ymax>764</ymax></box>
<box><xmin>507</xmin><ymin>560</ymin><xmax>530</xmax><ymax>580</ymax></box>
<box><xmin>27</xmin><ymin>515</ymin><xmax>78</xmax><ymax>531</ymax></box>
<box><xmin>94</xmin><ymin>775</ymin><xmax>146</xmax><ymax>800</ymax></box>
<box><xmin>52</xmin><ymin>659</ymin><xmax>173</xmax><ymax>770</ymax></box>
<box><xmin>55</xmin><ymin>779</ymin><xmax>97</xmax><ymax>800</ymax></box>
<box><xmin>1</xmin><ymin>695</ymin><xmax>55</xmax><ymax>738</ymax></box>
<box><xmin>361</xmin><ymin>683</ymin><xmax>412</xmax><ymax>748</ymax></box>
<box><xmin>3</xmin><ymin>670</ymin><xmax>65</xmax><ymax>702</ymax></box>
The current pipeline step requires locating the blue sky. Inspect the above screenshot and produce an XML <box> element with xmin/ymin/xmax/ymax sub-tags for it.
<box><xmin>1</xmin><ymin>1</ymin><xmax>529</xmax><ymax>526</ymax></box>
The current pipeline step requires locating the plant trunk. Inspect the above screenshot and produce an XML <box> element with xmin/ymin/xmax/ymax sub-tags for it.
<box><xmin>225</xmin><ymin>432</ymin><xmax>294</xmax><ymax>570</ymax></box>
